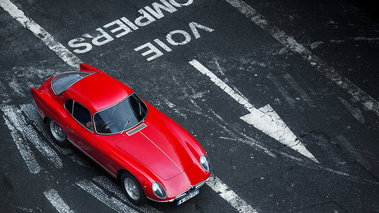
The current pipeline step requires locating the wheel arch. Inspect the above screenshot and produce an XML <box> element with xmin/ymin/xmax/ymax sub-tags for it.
<box><xmin>116</xmin><ymin>165</ymin><xmax>156</xmax><ymax>200</ymax></box>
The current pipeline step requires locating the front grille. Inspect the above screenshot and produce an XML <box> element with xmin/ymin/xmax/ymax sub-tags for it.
<box><xmin>175</xmin><ymin>180</ymin><xmax>206</xmax><ymax>200</ymax></box>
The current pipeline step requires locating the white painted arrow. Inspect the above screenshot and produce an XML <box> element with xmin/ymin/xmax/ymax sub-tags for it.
<box><xmin>189</xmin><ymin>59</ymin><xmax>319</xmax><ymax>163</ymax></box>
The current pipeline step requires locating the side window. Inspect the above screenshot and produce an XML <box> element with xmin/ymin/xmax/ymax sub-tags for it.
<box><xmin>65</xmin><ymin>99</ymin><xmax>73</xmax><ymax>114</ymax></box>
<box><xmin>72</xmin><ymin>102</ymin><xmax>93</xmax><ymax>131</ymax></box>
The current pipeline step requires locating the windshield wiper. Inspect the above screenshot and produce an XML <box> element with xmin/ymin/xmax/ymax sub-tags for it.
<box><xmin>122</xmin><ymin>115</ymin><xmax>132</xmax><ymax>134</ymax></box>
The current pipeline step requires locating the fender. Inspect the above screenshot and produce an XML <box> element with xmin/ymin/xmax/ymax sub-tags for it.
<box><xmin>30</xmin><ymin>88</ymin><xmax>67</xmax><ymax>129</ymax></box>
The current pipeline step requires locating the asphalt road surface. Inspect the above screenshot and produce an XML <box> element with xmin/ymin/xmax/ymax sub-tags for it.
<box><xmin>1</xmin><ymin>0</ymin><xmax>378</xmax><ymax>212</ymax></box>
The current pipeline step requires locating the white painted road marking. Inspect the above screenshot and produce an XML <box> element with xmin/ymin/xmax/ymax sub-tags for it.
<box><xmin>283</xmin><ymin>73</ymin><xmax>315</xmax><ymax>107</ymax></box>
<box><xmin>1</xmin><ymin>105</ymin><xmax>63</xmax><ymax>169</ymax></box>
<box><xmin>207</xmin><ymin>174</ymin><xmax>258</xmax><ymax>213</ymax></box>
<box><xmin>267</xmin><ymin>73</ymin><xmax>297</xmax><ymax>108</ymax></box>
<box><xmin>338</xmin><ymin>97</ymin><xmax>365</xmax><ymax>124</ymax></box>
<box><xmin>2</xmin><ymin>107</ymin><xmax>40</xmax><ymax>174</ymax></box>
<box><xmin>0</xmin><ymin>0</ymin><xmax>82</xmax><ymax>68</ymax></box>
<box><xmin>225</xmin><ymin>0</ymin><xmax>379</xmax><ymax>117</ymax></box>
<box><xmin>92</xmin><ymin>176</ymin><xmax>162</xmax><ymax>213</ymax></box>
<box><xmin>336</xmin><ymin>135</ymin><xmax>371</xmax><ymax>170</ymax></box>
<box><xmin>44</xmin><ymin>189</ymin><xmax>75</xmax><ymax>213</ymax></box>
<box><xmin>67</xmin><ymin>0</ymin><xmax>195</xmax><ymax>54</ymax></box>
<box><xmin>76</xmin><ymin>179</ymin><xmax>139</xmax><ymax>213</ymax></box>
<box><xmin>189</xmin><ymin>59</ymin><xmax>319</xmax><ymax>163</ymax></box>
<box><xmin>135</xmin><ymin>21</ymin><xmax>214</xmax><ymax>61</ymax></box>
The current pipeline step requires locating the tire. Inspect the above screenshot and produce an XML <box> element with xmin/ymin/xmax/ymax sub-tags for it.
<box><xmin>47</xmin><ymin>118</ymin><xmax>69</xmax><ymax>147</ymax></box>
<box><xmin>121</xmin><ymin>172</ymin><xmax>147</xmax><ymax>206</ymax></box>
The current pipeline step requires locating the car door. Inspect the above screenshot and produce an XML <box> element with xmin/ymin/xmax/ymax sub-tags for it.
<box><xmin>64</xmin><ymin>99</ymin><xmax>120</xmax><ymax>177</ymax></box>
<box><xmin>64</xmin><ymin>99</ymin><xmax>100</xmax><ymax>159</ymax></box>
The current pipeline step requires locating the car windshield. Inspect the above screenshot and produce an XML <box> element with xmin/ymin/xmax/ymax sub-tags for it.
<box><xmin>94</xmin><ymin>94</ymin><xmax>147</xmax><ymax>134</ymax></box>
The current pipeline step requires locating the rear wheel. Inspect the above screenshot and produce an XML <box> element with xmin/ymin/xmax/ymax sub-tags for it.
<box><xmin>121</xmin><ymin>172</ymin><xmax>146</xmax><ymax>206</ymax></box>
<box><xmin>47</xmin><ymin>118</ymin><xmax>69</xmax><ymax>147</ymax></box>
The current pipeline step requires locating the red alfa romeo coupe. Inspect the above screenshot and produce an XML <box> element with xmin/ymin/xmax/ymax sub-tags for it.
<box><xmin>31</xmin><ymin>63</ymin><xmax>211</xmax><ymax>206</ymax></box>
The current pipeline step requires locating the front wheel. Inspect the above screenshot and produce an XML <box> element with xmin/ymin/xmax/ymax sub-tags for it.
<box><xmin>47</xmin><ymin>118</ymin><xmax>69</xmax><ymax>147</ymax></box>
<box><xmin>121</xmin><ymin>172</ymin><xmax>146</xmax><ymax>206</ymax></box>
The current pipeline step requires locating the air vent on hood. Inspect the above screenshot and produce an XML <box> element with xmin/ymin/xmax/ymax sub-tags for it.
<box><xmin>126</xmin><ymin>123</ymin><xmax>147</xmax><ymax>136</ymax></box>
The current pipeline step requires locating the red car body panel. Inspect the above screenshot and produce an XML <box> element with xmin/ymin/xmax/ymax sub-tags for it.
<box><xmin>30</xmin><ymin>63</ymin><xmax>211</xmax><ymax>202</ymax></box>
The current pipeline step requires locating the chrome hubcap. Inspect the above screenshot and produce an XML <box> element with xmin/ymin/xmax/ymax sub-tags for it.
<box><xmin>50</xmin><ymin>120</ymin><xmax>66</xmax><ymax>142</ymax></box>
<box><xmin>124</xmin><ymin>178</ymin><xmax>140</xmax><ymax>201</ymax></box>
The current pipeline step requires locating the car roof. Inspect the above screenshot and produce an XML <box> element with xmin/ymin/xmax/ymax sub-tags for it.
<box><xmin>52</xmin><ymin>71</ymin><xmax>96</xmax><ymax>95</ymax></box>
<box><xmin>62</xmin><ymin>71</ymin><xmax>134</xmax><ymax>113</ymax></box>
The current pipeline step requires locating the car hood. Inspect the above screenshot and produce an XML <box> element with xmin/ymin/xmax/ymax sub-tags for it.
<box><xmin>116</xmin><ymin>122</ymin><xmax>194</xmax><ymax>180</ymax></box>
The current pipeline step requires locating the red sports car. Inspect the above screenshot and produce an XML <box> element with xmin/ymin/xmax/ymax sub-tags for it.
<box><xmin>31</xmin><ymin>63</ymin><xmax>211</xmax><ymax>206</ymax></box>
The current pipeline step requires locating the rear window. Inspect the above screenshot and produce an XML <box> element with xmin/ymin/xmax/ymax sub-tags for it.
<box><xmin>51</xmin><ymin>72</ymin><xmax>96</xmax><ymax>95</ymax></box>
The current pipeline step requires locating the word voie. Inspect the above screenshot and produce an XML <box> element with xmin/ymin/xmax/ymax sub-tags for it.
<box><xmin>135</xmin><ymin>22</ymin><xmax>214</xmax><ymax>61</ymax></box>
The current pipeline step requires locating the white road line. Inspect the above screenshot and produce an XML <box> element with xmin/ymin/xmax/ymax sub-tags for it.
<box><xmin>267</xmin><ymin>73</ymin><xmax>296</xmax><ymax>108</ymax></box>
<box><xmin>297</xmin><ymin>159</ymin><xmax>379</xmax><ymax>185</ymax></box>
<box><xmin>76</xmin><ymin>179</ymin><xmax>138</xmax><ymax>213</ymax></box>
<box><xmin>92</xmin><ymin>176</ymin><xmax>129</xmax><ymax>202</ymax></box>
<box><xmin>207</xmin><ymin>174</ymin><xmax>258</xmax><ymax>213</ymax></box>
<box><xmin>190</xmin><ymin>59</ymin><xmax>255</xmax><ymax>111</ymax></box>
<box><xmin>91</xmin><ymin>174</ymin><xmax>254</xmax><ymax>213</ymax></box>
<box><xmin>336</xmin><ymin>135</ymin><xmax>371</xmax><ymax>170</ymax></box>
<box><xmin>2</xmin><ymin>105</ymin><xmax>63</xmax><ymax>169</ymax></box>
<box><xmin>189</xmin><ymin>59</ymin><xmax>319</xmax><ymax>163</ymax></box>
<box><xmin>21</xmin><ymin>104</ymin><xmax>72</xmax><ymax>155</ymax></box>
<box><xmin>0</xmin><ymin>0</ymin><xmax>82</xmax><ymax>68</ymax></box>
<box><xmin>225</xmin><ymin>0</ymin><xmax>379</xmax><ymax>117</ymax></box>
<box><xmin>44</xmin><ymin>189</ymin><xmax>74</xmax><ymax>213</ymax></box>
<box><xmin>2</xmin><ymin>110</ymin><xmax>40</xmax><ymax>174</ymax></box>
<box><xmin>283</xmin><ymin>73</ymin><xmax>314</xmax><ymax>107</ymax></box>
<box><xmin>9</xmin><ymin>79</ymin><xmax>26</xmax><ymax>97</ymax></box>
<box><xmin>92</xmin><ymin>176</ymin><xmax>162</xmax><ymax>213</ymax></box>
<box><xmin>338</xmin><ymin>97</ymin><xmax>365</xmax><ymax>124</ymax></box>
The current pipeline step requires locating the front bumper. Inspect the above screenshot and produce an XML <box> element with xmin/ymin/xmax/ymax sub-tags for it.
<box><xmin>146</xmin><ymin>177</ymin><xmax>209</xmax><ymax>203</ymax></box>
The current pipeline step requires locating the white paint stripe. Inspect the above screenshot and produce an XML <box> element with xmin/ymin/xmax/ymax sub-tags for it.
<box><xmin>76</xmin><ymin>179</ymin><xmax>138</xmax><ymax>213</ymax></box>
<box><xmin>213</xmin><ymin>59</ymin><xmax>226</xmax><ymax>76</ymax></box>
<box><xmin>92</xmin><ymin>176</ymin><xmax>162</xmax><ymax>213</ymax></box>
<box><xmin>44</xmin><ymin>189</ymin><xmax>74</xmax><ymax>213</ymax></box>
<box><xmin>336</xmin><ymin>135</ymin><xmax>371</xmax><ymax>170</ymax></box>
<box><xmin>164</xmin><ymin>98</ymin><xmax>188</xmax><ymax>119</ymax></box>
<box><xmin>0</xmin><ymin>0</ymin><xmax>82</xmax><ymax>68</ymax></box>
<box><xmin>2</xmin><ymin>105</ymin><xmax>63</xmax><ymax>169</ymax></box>
<box><xmin>283</xmin><ymin>73</ymin><xmax>314</xmax><ymax>107</ymax></box>
<box><xmin>190</xmin><ymin>60</ymin><xmax>255</xmax><ymax>111</ymax></box>
<box><xmin>189</xmin><ymin>59</ymin><xmax>319</xmax><ymax>163</ymax></box>
<box><xmin>2</xmin><ymin>113</ymin><xmax>40</xmax><ymax>174</ymax></box>
<box><xmin>92</xmin><ymin>176</ymin><xmax>129</xmax><ymax>202</ymax></box>
<box><xmin>9</xmin><ymin>79</ymin><xmax>26</xmax><ymax>97</ymax></box>
<box><xmin>254</xmin><ymin>104</ymin><xmax>318</xmax><ymax>163</ymax></box>
<box><xmin>267</xmin><ymin>73</ymin><xmax>296</xmax><ymax>108</ymax></box>
<box><xmin>225</xmin><ymin>0</ymin><xmax>379</xmax><ymax>117</ymax></box>
<box><xmin>23</xmin><ymin>122</ymin><xmax>63</xmax><ymax>169</ymax></box>
<box><xmin>207</xmin><ymin>174</ymin><xmax>258</xmax><ymax>213</ymax></box>
<box><xmin>21</xmin><ymin>104</ymin><xmax>72</xmax><ymax>155</ymax></box>
<box><xmin>338</xmin><ymin>97</ymin><xmax>365</xmax><ymax>124</ymax></box>
<box><xmin>277</xmin><ymin>151</ymin><xmax>304</xmax><ymax>162</ymax></box>
<box><xmin>92</xmin><ymin>175</ymin><xmax>251</xmax><ymax>213</ymax></box>
<box><xmin>297</xmin><ymin>160</ymin><xmax>379</xmax><ymax>185</ymax></box>
<box><xmin>209</xmin><ymin>108</ymin><xmax>277</xmax><ymax>158</ymax></box>
<box><xmin>353</xmin><ymin>37</ymin><xmax>379</xmax><ymax>41</ymax></box>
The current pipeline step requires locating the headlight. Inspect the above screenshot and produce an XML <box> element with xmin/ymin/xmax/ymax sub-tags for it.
<box><xmin>200</xmin><ymin>154</ymin><xmax>211</xmax><ymax>173</ymax></box>
<box><xmin>152</xmin><ymin>182</ymin><xmax>167</xmax><ymax>199</ymax></box>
